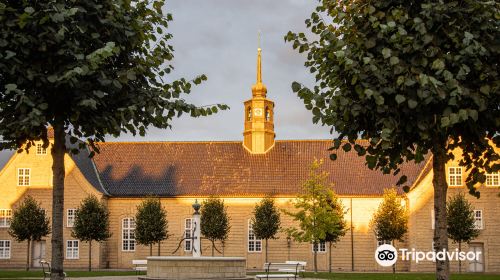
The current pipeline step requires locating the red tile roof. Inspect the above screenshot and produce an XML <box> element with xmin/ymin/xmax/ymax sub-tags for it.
<box><xmin>88</xmin><ymin>140</ymin><xmax>430</xmax><ymax>197</ymax></box>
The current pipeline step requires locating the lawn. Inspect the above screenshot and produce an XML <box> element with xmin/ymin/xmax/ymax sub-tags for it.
<box><xmin>1</xmin><ymin>270</ymin><xmax>499</xmax><ymax>280</ymax></box>
<box><xmin>0</xmin><ymin>270</ymin><xmax>140</xmax><ymax>278</ymax></box>
<box><xmin>244</xmin><ymin>272</ymin><xmax>500</xmax><ymax>280</ymax></box>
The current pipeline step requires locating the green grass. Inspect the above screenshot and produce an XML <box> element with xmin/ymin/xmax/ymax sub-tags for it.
<box><xmin>0</xmin><ymin>270</ymin><xmax>140</xmax><ymax>278</ymax></box>
<box><xmin>246</xmin><ymin>272</ymin><xmax>500</xmax><ymax>280</ymax></box>
<box><xmin>300</xmin><ymin>272</ymin><xmax>500</xmax><ymax>280</ymax></box>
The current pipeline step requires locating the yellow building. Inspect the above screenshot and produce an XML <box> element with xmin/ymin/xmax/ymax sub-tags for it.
<box><xmin>0</xmin><ymin>48</ymin><xmax>499</xmax><ymax>273</ymax></box>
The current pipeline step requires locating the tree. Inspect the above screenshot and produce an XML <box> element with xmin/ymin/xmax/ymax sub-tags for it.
<box><xmin>286</xmin><ymin>1</ymin><xmax>498</xmax><ymax>279</ymax></box>
<box><xmin>447</xmin><ymin>193</ymin><xmax>480</xmax><ymax>273</ymax></box>
<box><xmin>0</xmin><ymin>2</ymin><xmax>226</xmax><ymax>279</ymax></box>
<box><xmin>284</xmin><ymin>159</ymin><xmax>346</xmax><ymax>273</ymax></box>
<box><xmin>371</xmin><ymin>188</ymin><xmax>409</xmax><ymax>273</ymax></box>
<box><xmin>8</xmin><ymin>196</ymin><xmax>50</xmax><ymax>271</ymax></box>
<box><xmin>135</xmin><ymin>197</ymin><xmax>168</xmax><ymax>256</ymax></box>
<box><xmin>251</xmin><ymin>197</ymin><xmax>281</xmax><ymax>263</ymax></box>
<box><xmin>323</xmin><ymin>193</ymin><xmax>347</xmax><ymax>273</ymax></box>
<box><xmin>71</xmin><ymin>195</ymin><xmax>111</xmax><ymax>271</ymax></box>
<box><xmin>200</xmin><ymin>197</ymin><xmax>230</xmax><ymax>256</ymax></box>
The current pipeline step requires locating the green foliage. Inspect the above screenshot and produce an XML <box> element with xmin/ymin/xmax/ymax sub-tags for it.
<box><xmin>200</xmin><ymin>197</ymin><xmax>230</xmax><ymax>247</ymax></box>
<box><xmin>0</xmin><ymin>0</ymin><xmax>228</xmax><ymax>152</ymax></box>
<box><xmin>323</xmin><ymin>193</ymin><xmax>348</xmax><ymax>245</ymax></box>
<box><xmin>446</xmin><ymin>193</ymin><xmax>480</xmax><ymax>244</ymax></box>
<box><xmin>72</xmin><ymin>195</ymin><xmax>111</xmax><ymax>243</ymax></box>
<box><xmin>371</xmin><ymin>189</ymin><xmax>409</xmax><ymax>243</ymax></box>
<box><xmin>135</xmin><ymin>197</ymin><xmax>168</xmax><ymax>247</ymax></box>
<box><xmin>251</xmin><ymin>197</ymin><xmax>281</xmax><ymax>241</ymax></box>
<box><xmin>8</xmin><ymin>196</ymin><xmax>50</xmax><ymax>242</ymax></box>
<box><xmin>286</xmin><ymin>0</ymin><xmax>499</xmax><ymax>196</ymax></box>
<box><xmin>284</xmin><ymin>159</ymin><xmax>346</xmax><ymax>245</ymax></box>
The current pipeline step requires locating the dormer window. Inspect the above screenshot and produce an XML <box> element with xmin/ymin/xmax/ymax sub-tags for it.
<box><xmin>36</xmin><ymin>144</ymin><xmax>47</xmax><ymax>155</ymax></box>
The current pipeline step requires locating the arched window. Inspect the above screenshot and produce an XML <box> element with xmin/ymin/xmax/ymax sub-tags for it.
<box><xmin>265</xmin><ymin>107</ymin><xmax>271</xmax><ymax>121</ymax></box>
<box><xmin>247</xmin><ymin>106</ymin><xmax>252</xmax><ymax>121</ymax></box>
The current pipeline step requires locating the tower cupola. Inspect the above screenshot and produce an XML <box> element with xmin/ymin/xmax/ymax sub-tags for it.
<box><xmin>243</xmin><ymin>46</ymin><xmax>275</xmax><ymax>154</ymax></box>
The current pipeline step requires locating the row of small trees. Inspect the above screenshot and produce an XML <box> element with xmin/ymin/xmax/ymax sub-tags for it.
<box><xmin>8</xmin><ymin>163</ymin><xmax>480</xmax><ymax>274</ymax></box>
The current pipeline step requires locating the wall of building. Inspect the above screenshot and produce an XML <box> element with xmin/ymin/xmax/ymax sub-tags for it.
<box><xmin>0</xmin><ymin>144</ymin><xmax>103</xmax><ymax>269</ymax></box>
<box><xmin>407</xmin><ymin>156</ymin><xmax>500</xmax><ymax>273</ymax></box>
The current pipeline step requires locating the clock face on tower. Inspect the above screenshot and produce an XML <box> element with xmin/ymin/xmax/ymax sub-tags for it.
<box><xmin>254</xmin><ymin>108</ymin><xmax>263</xmax><ymax>117</ymax></box>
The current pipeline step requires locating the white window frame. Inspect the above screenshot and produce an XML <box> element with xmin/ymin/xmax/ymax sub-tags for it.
<box><xmin>377</xmin><ymin>240</ymin><xmax>393</xmax><ymax>247</ymax></box>
<box><xmin>0</xmin><ymin>209</ymin><xmax>12</xmax><ymax>228</ymax></box>
<box><xmin>312</xmin><ymin>241</ymin><xmax>327</xmax><ymax>253</ymax></box>
<box><xmin>36</xmin><ymin>144</ymin><xmax>47</xmax><ymax>155</ymax></box>
<box><xmin>184</xmin><ymin>218</ymin><xmax>193</xmax><ymax>252</ymax></box>
<box><xmin>431</xmin><ymin>209</ymin><xmax>435</xmax><ymax>230</ymax></box>
<box><xmin>17</xmin><ymin>168</ymin><xmax>31</xmax><ymax>186</ymax></box>
<box><xmin>0</xmin><ymin>240</ymin><xmax>11</xmax><ymax>259</ymax></box>
<box><xmin>474</xmin><ymin>210</ymin><xmax>483</xmax><ymax>230</ymax></box>
<box><xmin>485</xmin><ymin>172</ymin><xmax>499</xmax><ymax>187</ymax></box>
<box><xmin>122</xmin><ymin>218</ymin><xmax>135</xmax><ymax>252</ymax></box>
<box><xmin>67</xmin><ymin>209</ymin><xmax>76</xmax><ymax>227</ymax></box>
<box><xmin>248</xmin><ymin>221</ymin><xmax>262</xmax><ymax>253</ymax></box>
<box><xmin>448</xmin><ymin>167</ymin><xmax>463</xmax><ymax>187</ymax></box>
<box><xmin>66</xmin><ymin>240</ymin><xmax>79</xmax><ymax>259</ymax></box>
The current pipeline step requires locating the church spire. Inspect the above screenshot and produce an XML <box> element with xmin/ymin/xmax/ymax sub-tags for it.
<box><xmin>251</xmin><ymin>34</ymin><xmax>267</xmax><ymax>98</ymax></box>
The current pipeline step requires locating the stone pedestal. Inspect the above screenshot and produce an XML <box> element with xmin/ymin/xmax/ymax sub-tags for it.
<box><xmin>144</xmin><ymin>256</ymin><xmax>246</xmax><ymax>280</ymax></box>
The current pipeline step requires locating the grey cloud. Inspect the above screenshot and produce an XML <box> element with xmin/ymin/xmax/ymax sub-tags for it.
<box><xmin>109</xmin><ymin>0</ymin><xmax>332</xmax><ymax>142</ymax></box>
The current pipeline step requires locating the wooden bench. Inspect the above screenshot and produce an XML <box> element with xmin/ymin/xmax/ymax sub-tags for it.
<box><xmin>40</xmin><ymin>260</ymin><xmax>67</xmax><ymax>280</ymax></box>
<box><xmin>255</xmin><ymin>262</ymin><xmax>305</xmax><ymax>279</ymax></box>
<box><xmin>132</xmin><ymin>259</ymin><xmax>147</xmax><ymax>274</ymax></box>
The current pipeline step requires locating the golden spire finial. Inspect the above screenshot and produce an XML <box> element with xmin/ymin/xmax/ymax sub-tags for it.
<box><xmin>257</xmin><ymin>31</ymin><xmax>262</xmax><ymax>83</ymax></box>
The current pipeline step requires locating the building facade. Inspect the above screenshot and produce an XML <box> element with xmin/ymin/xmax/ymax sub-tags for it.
<box><xmin>0</xmin><ymin>49</ymin><xmax>499</xmax><ymax>273</ymax></box>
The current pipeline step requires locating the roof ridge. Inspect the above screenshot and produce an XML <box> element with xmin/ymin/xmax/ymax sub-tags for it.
<box><xmin>97</xmin><ymin>139</ymin><xmax>369</xmax><ymax>144</ymax></box>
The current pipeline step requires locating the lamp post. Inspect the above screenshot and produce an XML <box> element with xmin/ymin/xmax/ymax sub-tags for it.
<box><xmin>192</xmin><ymin>200</ymin><xmax>201</xmax><ymax>257</ymax></box>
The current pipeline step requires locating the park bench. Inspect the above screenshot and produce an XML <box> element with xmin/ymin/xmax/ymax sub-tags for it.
<box><xmin>40</xmin><ymin>260</ymin><xmax>67</xmax><ymax>280</ymax></box>
<box><xmin>132</xmin><ymin>259</ymin><xmax>147</xmax><ymax>274</ymax></box>
<box><xmin>284</xmin><ymin>261</ymin><xmax>307</xmax><ymax>277</ymax></box>
<box><xmin>255</xmin><ymin>262</ymin><xmax>305</xmax><ymax>279</ymax></box>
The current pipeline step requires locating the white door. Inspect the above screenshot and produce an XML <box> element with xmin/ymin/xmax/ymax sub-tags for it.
<box><xmin>32</xmin><ymin>241</ymin><xmax>46</xmax><ymax>268</ymax></box>
<box><xmin>468</xmin><ymin>243</ymin><xmax>484</xmax><ymax>272</ymax></box>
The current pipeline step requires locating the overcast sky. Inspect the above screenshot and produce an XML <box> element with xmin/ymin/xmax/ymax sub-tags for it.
<box><xmin>111</xmin><ymin>0</ymin><xmax>331</xmax><ymax>142</ymax></box>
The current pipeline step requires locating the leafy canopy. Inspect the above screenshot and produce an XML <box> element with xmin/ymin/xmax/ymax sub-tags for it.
<box><xmin>371</xmin><ymin>188</ymin><xmax>409</xmax><ymax>243</ymax></box>
<box><xmin>9</xmin><ymin>196</ymin><xmax>50</xmax><ymax>242</ymax></box>
<box><xmin>323</xmin><ymin>192</ymin><xmax>348</xmax><ymax>244</ymax></box>
<box><xmin>446</xmin><ymin>193</ymin><xmax>480</xmax><ymax>244</ymax></box>
<box><xmin>284</xmin><ymin>159</ymin><xmax>346</xmax><ymax>244</ymax></box>
<box><xmin>135</xmin><ymin>197</ymin><xmax>168</xmax><ymax>246</ymax></box>
<box><xmin>72</xmin><ymin>195</ymin><xmax>111</xmax><ymax>243</ymax></box>
<box><xmin>0</xmin><ymin>0</ymin><xmax>228</xmax><ymax>152</ymax></box>
<box><xmin>200</xmin><ymin>197</ymin><xmax>230</xmax><ymax>243</ymax></box>
<box><xmin>251</xmin><ymin>197</ymin><xmax>281</xmax><ymax>241</ymax></box>
<box><xmin>286</xmin><ymin>0</ymin><xmax>499</xmax><ymax>195</ymax></box>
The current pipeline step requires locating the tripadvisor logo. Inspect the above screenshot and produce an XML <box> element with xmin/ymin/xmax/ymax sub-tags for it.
<box><xmin>375</xmin><ymin>244</ymin><xmax>398</xmax><ymax>267</ymax></box>
<box><xmin>375</xmin><ymin>244</ymin><xmax>482</xmax><ymax>266</ymax></box>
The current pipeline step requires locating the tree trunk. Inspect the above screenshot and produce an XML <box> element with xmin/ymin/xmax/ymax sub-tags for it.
<box><xmin>432</xmin><ymin>139</ymin><xmax>450</xmax><ymax>280</ymax></box>
<box><xmin>88</xmin><ymin>240</ymin><xmax>92</xmax><ymax>272</ymax></box>
<box><xmin>158</xmin><ymin>242</ymin><xmax>161</xmax><ymax>256</ymax></box>
<box><xmin>211</xmin><ymin>240</ymin><xmax>215</xmax><ymax>257</ymax></box>
<box><xmin>51</xmin><ymin>121</ymin><xmax>66</xmax><ymax>280</ymax></box>
<box><xmin>328</xmin><ymin>242</ymin><xmax>332</xmax><ymax>273</ymax></box>
<box><xmin>26</xmin><ymin>239</ymin><xmax>30</xmax><ymax>271</ymax></box>
<box><xmin>150</xmin><ymin>244</ymin><xmax>152</xmax><ymax>256</ymax></box>
<box><xmin>265</xmin><ymin>239</ymin><xmax>268</xmax><ymax>263</ymax></box>
<box><xmin>458</xmin><ymin>241</ymin><xmax>461</xmax><ymax>274</ymax></box>
<box><xmin>313</xmin><ymin>242</ymin><xmax>318</xmax><ymax>273</ymax></box>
